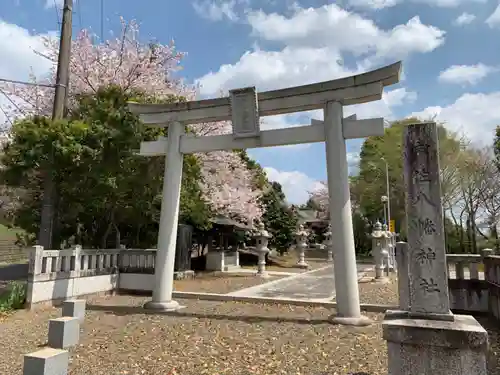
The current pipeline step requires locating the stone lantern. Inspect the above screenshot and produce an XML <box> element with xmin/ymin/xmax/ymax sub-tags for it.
<box><xmin>383</xmin><ymin>223</ymin><xmax>395</xmax><ymax>271</ymax></box>
<box><xmin>253</xmin><ymin>221</ymin><xmax>272</xmax><ymax>278</ymax></box>
<box><xmin>370</xmin><ymin>221</ymin><xmax>390</xmax><ymax>281</ymax></box>
<box><xmin>323</xmin><ymin>224</ymin><xmax>333</xmax><ymax>262</ymax></box>
<box><xmin>295</xmin><ymin>224</ymin><xmax>309</xmax><ymax>269</ymax></box>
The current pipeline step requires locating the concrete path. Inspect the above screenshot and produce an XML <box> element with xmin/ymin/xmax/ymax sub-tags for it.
<box><xmin>228</xmin><ymin>263</ymin><xmax>373</xmax><ymax>302</ymax></box>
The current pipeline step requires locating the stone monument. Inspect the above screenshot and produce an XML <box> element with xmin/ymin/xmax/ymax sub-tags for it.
<box><xmin>383</xmin><ymin>122</ymin><xmax>488</xmax><ymax>375</ymax></box>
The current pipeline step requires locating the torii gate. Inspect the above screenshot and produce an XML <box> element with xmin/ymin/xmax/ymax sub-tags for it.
<box><xmin>128</xmin><ymin>61</ymin><xmax>402</xmax><ymax>326</ymax></box>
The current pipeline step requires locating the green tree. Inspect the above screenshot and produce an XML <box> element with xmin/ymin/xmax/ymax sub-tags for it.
<box><xmin>260</xmin><ymin>182</ymin><xmax>298</xmax><ymax>254</ymax></box>
<box><xmin>351</xmin><ymin>118</ymin><xmax>465</xmax><ymax>243</ymax></box>
<box><xmin>1</xmin><ymin>86</ymin><xmax>211</xmax><ymax>249</ymax></box>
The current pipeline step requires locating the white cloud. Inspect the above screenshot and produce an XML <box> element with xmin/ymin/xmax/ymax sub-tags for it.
<box><xmin>0</xmin><ymin>21</ymin><xmax>54</xmax><ymax>126</ymax></box>
<box><xmin>246</xmin><ymin>6</ymin><xmax>444</xmax><ymax>62</ymax></box>
<box><xmin>486</xmin><ymin>4</ymin><xmax>500</xmax><ymax>28</ymax></box>
<box><xmin>410</xmin><ymin>92</ymin><xmax>500</xmax><ymax>146</ymax></box>
<box><xmin>45</xmin><ymin>0</ymin><xmax>63</xmax><ymax>9</ymax></box>
<box><xmin>414</xmin><ymin>0</ymin><xmax>486</xmax><ymax>7</ymax></box>
<box><xmin>347</xmin><ymin>0</ymin><xmax>399</xmax><ymax>10</ymax></box>
<box><xmin>438</xmin><ymin>64</ymin><xmax>497</xmax><ymax>85</ymax></box>
<box><xmin>453</xmin><ymin>12</ymin><xmax>476</xmax><ymax>26</ymax></box>
<box><xmin>197</xmin><ymin>6</ymin><xmax>444</xmax><ymax>98</ymax></box>
<box><xmin>263</xmin><ymin>167</ymin><xmax>324</xmax><ymax>204</ymax></box>
<box><xmin>192</xmin><ymin>0</ymin><xmax>240</xmax><ymax>22</ymax></box>
<box><xmin>197</xmin><ymin>46</ymin><xmax>353</xmax><ymax>96</ymax></box>
<box><xmin>263</xmin><ymin>149</ymin><xmax>362</xmax><ymax>204</ymax></box>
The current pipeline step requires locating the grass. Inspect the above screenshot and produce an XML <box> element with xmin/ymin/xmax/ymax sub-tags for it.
<box><xmin>0</xmin><ymin>224</ymin><xmax>24</xmax><ymax>239</ymax></box>
<box><xmin>0</xmin><ymin>281</ymin><xmax>26</xmax><ymax>312</ymax></box>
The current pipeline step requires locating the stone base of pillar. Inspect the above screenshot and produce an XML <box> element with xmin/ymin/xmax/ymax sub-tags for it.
<box><xmin>256</xmin><ymin>271</ymin><xmax>271</xmax><ymax>278</ymax></box>
<box><xmin>328</xmin><ymin>314</ymin><xmax>373</xmax><ymax>326</ymax></box>
<box><xmin>372</xmin><ymin>276</ymin><xmax>390</xmax><ymax>284</ymax></box>
<box><xmin>174</xmin><ymin>270</ymin><xmax>195</xmax><ymax>280</ymax></box>
<box><xmin>383</xmin><ymin>313</ymin><xmax>488</xmax><ymax>375</ymax></box>
<box><xmin>143</xmin><ymin>300</ymin><xmax>183</xmax><ymax>311</ymax></box>
<box><xmin>296</xmin><ymin>262</ymin><xmax>309</xmax><ymax>269</ymax></box>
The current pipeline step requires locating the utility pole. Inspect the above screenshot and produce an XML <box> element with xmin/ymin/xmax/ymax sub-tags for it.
<box><xmin>38</xmin><ymin>0</ymin><xmax>73</xmax><ymax>248</ymax></box>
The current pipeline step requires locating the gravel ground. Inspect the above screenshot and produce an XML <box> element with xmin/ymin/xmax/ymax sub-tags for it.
<box><xmin>357</xmin><ymin>271</ymin><xmax>399</xmax><ymax>306</ymax></box>
<box><xmin>1</xmin><ymin>296</ymin><xmax>388</xmax><ymax>375</ymax></box>
<box><xmin>0</xmin><ymin>271</ymin><xmax>498</xmax><ymax>375</ymax></box>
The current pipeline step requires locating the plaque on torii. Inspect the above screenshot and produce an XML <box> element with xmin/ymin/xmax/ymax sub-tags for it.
<box><xmin>229</xmin><ymin>87</ymin><xmax>260</xmax><ymax>139</ymax></box>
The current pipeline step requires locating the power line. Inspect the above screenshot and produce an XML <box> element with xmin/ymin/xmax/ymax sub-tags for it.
<box><xmin>0</xmin><ymin>77</ymin><xmax>56</xmax><ymax>89</ymax></box>
<box><xmin>76</xmin><ymin>0</ymin><xmax>83</xmax><ymax>31</ymax></box>
<box><xmin>53</xmin><ymin>0</ymin><xmax>61</xmax><ymax>24</ymax></box>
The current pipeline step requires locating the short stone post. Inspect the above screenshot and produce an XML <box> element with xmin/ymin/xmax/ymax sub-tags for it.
<box><xmin>47</xmin><ymin>317</ymin><xmax>80</xmax><ymax>349</ymax></box>
<box><xmin>295</xmin><ymin>224</ymin><xmax>309</xmax><ymax>269</ymax></box>
<box><xmin>62</xmin><ymin>299</ymin><xmax>86</xmax><ymax>323</ymax></box>
<box><xmin>23</xmin><ymin>348</ymin><xmax>69</xmax><ymax>375</ymax></box>
<box><xmin>370</xmin><ymin>221</ymin><xmax>389</xmax><ymax>281</ymax></box>
<box><xmin>383</xmin><ymin>122</ymin><xmax>488</xmax><ymax>375</ymax></box>
<box><xmin>254</xmin><ymin>222</ymin><xmax>271</xmax><ymax>278</ymax></box>
<box><xmin>323</xmin><ymin>224</ymin><xmax>333</xmax><ymax>262</ymax></box>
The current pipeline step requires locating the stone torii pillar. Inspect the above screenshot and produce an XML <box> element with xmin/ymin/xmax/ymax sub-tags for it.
<box><xmin>143</xmin><ymin>121</ymin><xmax>184</xmax><ymax>311</ymax></box>
<box><xmin>312</xmin><ymin>112</ymin><xmax>384</xmax><ymax>326</ymax></box>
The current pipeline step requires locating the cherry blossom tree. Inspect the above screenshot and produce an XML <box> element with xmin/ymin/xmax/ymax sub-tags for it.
<box><xmin>309</xmin><ymin>181</ymin><xmax>329</xmax><ymax>216</ymax></box>
<box><xmin>0</xmin><ymin>18</ymin><xmax>263</xmax><ymax>222</ymax></box>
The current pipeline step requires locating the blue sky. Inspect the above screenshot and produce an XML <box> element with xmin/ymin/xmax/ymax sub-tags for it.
<box><xmin>1</xmin><ymin>0</ymin><xmax>500</xmax><ymax>203</ymax></box>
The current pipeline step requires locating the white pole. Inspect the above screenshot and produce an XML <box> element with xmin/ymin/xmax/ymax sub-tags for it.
<box><xmin>144</xmin><ymin>121</ymin><xmax>184</xmax><ymax>311</ymax></box>
<box><xmin>382</xmin><ymin>157</ymin><xmax>391</xmax><ymax>231</ymax></box>
<box><xmin>323</xmin><ymin>101</ymin><xmax>370</xmax><ymax>326</ymax></box>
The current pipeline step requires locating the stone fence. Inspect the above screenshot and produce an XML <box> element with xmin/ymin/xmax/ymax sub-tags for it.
<box><xmin>446</xmin><ymin>252</ymin><xmax>500</xmax><ymax>320</ymax></box>
<box><xmin>26</xmin><ymin>244</ymin><xmax>500</xmax><ymax>319</ymax></box>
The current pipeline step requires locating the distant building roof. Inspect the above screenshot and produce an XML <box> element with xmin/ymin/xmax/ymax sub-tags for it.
<box><xmin>210</xmin><ymin>216</ymin><xmax>252</xmax><ymax>230</ymax></box>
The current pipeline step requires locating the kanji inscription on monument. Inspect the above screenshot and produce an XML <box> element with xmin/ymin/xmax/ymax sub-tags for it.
<box><xmin>403</xmin><ymin>122</ymin><xmax>451</xmax><ymax>317</ymax></box>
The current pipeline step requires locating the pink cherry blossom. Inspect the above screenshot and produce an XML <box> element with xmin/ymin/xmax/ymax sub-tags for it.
<box><xmin>0</xmin><ymin>18</ymin><xmax>262</xmax><ymax>221</ymax></box>
<box><xmin>309</xmin><ymin>181</ymin><xmax>329</xmax><ymax>218</ymax></box>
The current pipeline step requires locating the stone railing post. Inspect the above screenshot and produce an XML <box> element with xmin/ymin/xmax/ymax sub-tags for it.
<box><xmin>295</xmin><ymin>224</ymin><xmax>309</xmax><ymax>269</ymax></box>
<box><xmin>73</xmin><ymin>245</ymin><xmax>82</xmax><ymax>274</ymax></box>
<box><xmin>28</xmin><ymin>245</ymin><xmax>44</xmax><ymax>276</ymax></box>
<box><xmin>254</xmin><ymin>222</ymin><xmax>271</xmax><ymax>278</ymax></box>
<box><xmin>481</xmin><ymin>248</ymin><xmax>494</xmax><ymax>295</ymax></box>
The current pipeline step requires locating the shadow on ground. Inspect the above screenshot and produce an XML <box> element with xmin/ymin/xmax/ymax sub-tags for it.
<box><xmin>85</xmin><ymin>303</ymin><xmax>337</xmax><ymax>325</ymax></box>
<box><xmin>0</xmin><ymin>263</ymin><xmax>27</xmax><ymax>281</ymax></box>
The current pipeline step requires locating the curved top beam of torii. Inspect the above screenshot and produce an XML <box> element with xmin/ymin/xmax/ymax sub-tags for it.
<box><xmin>128</xmin><ymin>61</ymin><xmax>402</xmax><ymax>126</ymax></box>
